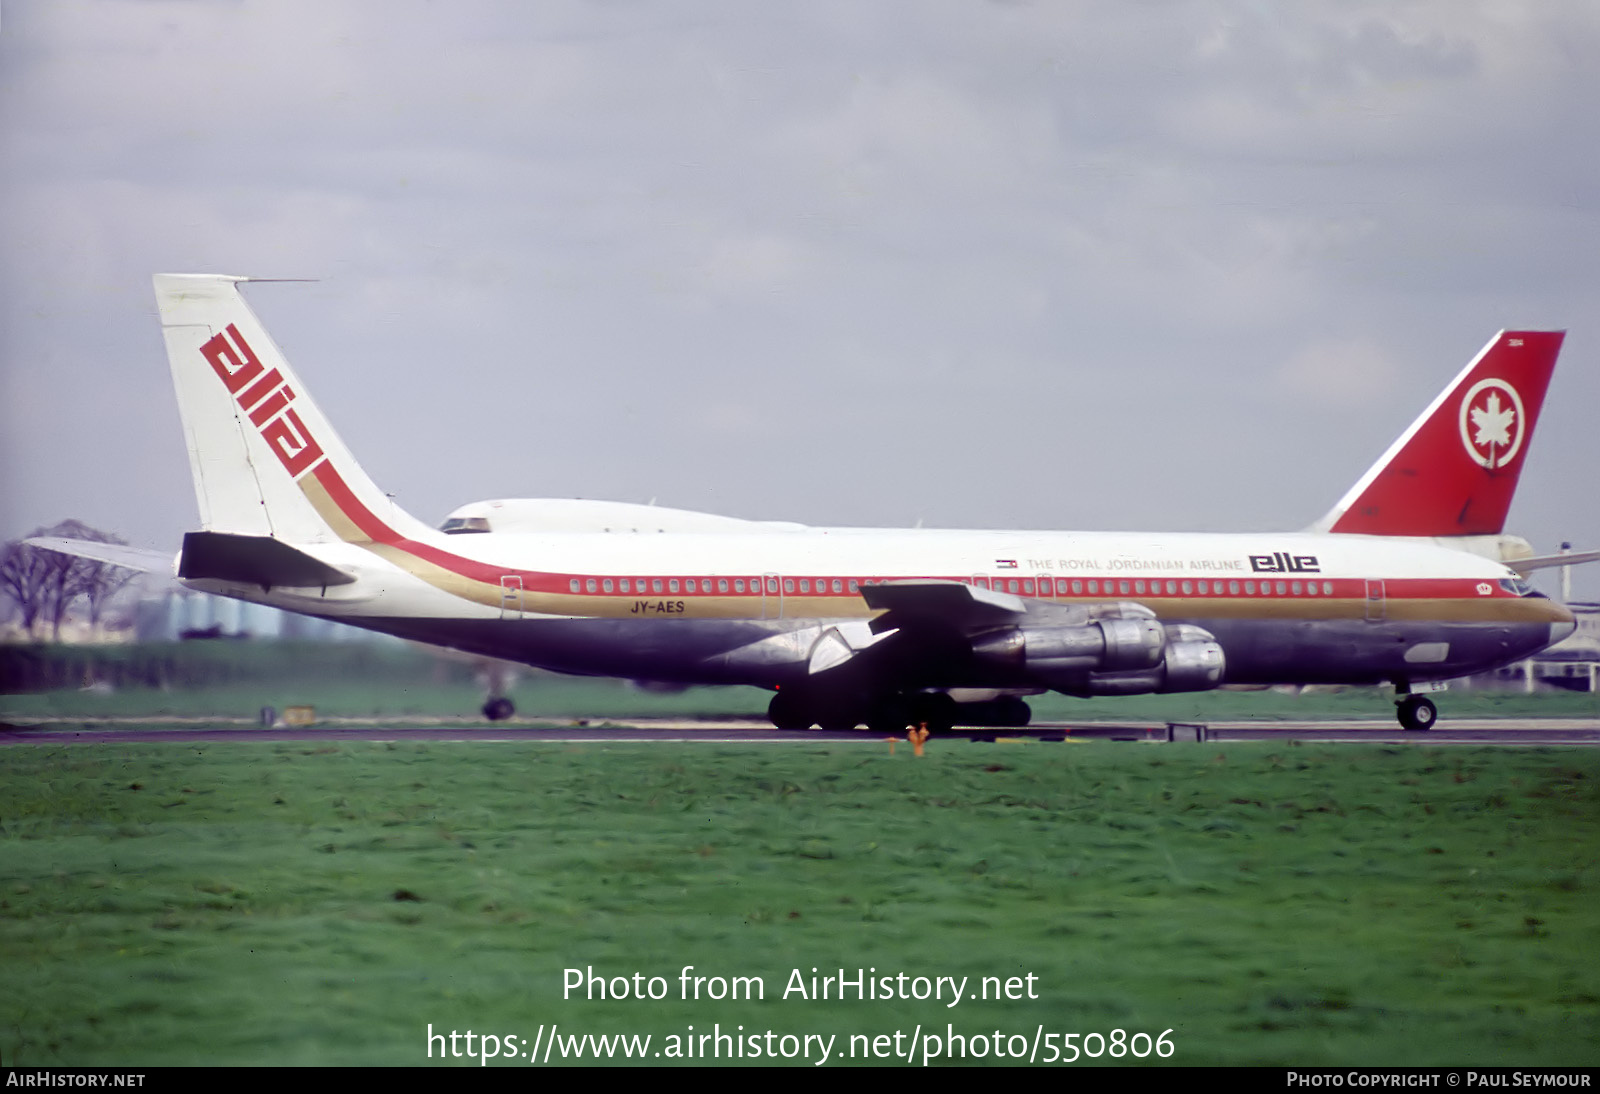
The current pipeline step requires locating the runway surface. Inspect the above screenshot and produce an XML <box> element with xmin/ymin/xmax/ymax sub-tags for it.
<box><xmin>2</xmin><ymin>716</ymin><xmax>1597</xmax><ymax>746</ymax></box>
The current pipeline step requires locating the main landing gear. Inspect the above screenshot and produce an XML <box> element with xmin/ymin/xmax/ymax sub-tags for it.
<box><xmin>767</xmin><ymin>689</ymin><xmax>1031</xmax><ymax>733</ymax></box>
<box><xmin>477</xmin><ymin>659</ymin><xmax>517</xmax><ymax>721</ymax></box>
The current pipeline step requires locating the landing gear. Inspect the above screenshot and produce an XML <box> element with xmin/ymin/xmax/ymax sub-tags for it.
<box><xmin>866</xmin><ymin>695</ymin><xmax>914</xmax><ymax>734</ymax></box>
<box><xmin>909</xmin><ymin>692</ymin><xmax>958</xmax><ymax>733</ymax></box>
<box><xmin>767</xmin><ymin>690</ymin><xmax>814</xmax><ymax>730</ymax></box>
<box><xmin>1397</xmin><ymin>694</ymin><xmax>1437</xmax><ymax>732</ymax></box>
<box><xmin>482</xmin><ymin>696</ymin><xmax>516</xmax><ymax>721</ymax></box>
<box><xmin>764</xmin><ymin>688</ymin><xmax>1032</xmax><ymax>733</ymax></box>
<box><xmin>767</xmin><ymin>689</ymin><xmax>943</xmax><ymax>732</ymax></box>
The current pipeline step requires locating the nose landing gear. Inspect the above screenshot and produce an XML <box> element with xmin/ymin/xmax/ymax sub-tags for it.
<box><xmin>1393</xmin><ymin>680</ymin><xmax>1439</xmax><ymax>731</ymax></box>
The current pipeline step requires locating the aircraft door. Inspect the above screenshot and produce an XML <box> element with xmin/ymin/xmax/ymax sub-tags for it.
<box><xmin>1364</xmin><ymin>579</ymin><xmax>1386</xmax><ymax>623</ymax></box>
<box><xmin>762</xmin><ymin>573</ymin><xmax>782</xmax><ymax>620</ymax></box>
<box><xmin>971</xmin><ymin>574</ymin><xmax>990</xmax><ymax>590</ymax></box>
<box><xmin>500</xmin><ymin>575</ymin><xmax>523</xmax><ymax>619</ymax></box>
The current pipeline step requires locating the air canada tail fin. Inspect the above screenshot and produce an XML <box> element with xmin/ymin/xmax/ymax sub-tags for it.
<box><xmin>155</xmin><ymin>274</ymin><xmax>435</xmax><ymax>547</ymax></box>
<box><xmin>1316</xmin><ymin>330</ymin><xmax>1565</xmax><ymax>537</ymax></box>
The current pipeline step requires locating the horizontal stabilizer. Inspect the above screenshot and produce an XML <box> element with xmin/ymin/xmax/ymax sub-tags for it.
<box><xmin>178</xmin><ymin>531</ymin><xmax>355</xmax><ymax>589</ymax></box>
<box><xmin>24</xmin><ymin>538</ymin><xmax>173</xmax><ymax>574</ymax></box>
<box><xmin>1507</xmin><ymin>549</ymin><xmax>1600</xmax><ymax>575</ymax></box>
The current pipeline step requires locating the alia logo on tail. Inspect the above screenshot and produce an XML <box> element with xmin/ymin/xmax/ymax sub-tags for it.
<box><xmin>201</xmin><ymin>323</ymin><xmax>326</xmax><ymax>478</ymax></box>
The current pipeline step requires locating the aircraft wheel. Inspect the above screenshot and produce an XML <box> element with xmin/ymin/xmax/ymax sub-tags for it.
<box><xmin>911</xmin><ymin>693</ymin><xmax>957</xmax><ymax>734</ymax></box>
<box><xmin>768</xmin><ymin>691</ymin><xmax>814</xmax><ymax>731</ymax></box>
<box><xmin>996</xmin><ymin>696</ymin><xmax>1033</xmax><ymax>727</ymax></box>
<box><xmin>1397</xmin><ymin>695</ymin><xmax>1437</xmax><ymax>732</ymax></box>
<box><xmin>866</xmin><ymin>696</ymin><xmax>913</xmax><ymax>734</ymax></box>
<box><xmin>482</xmin><ymin>697</ymin><xmax>515</xmax><ymax>721</ymax></box>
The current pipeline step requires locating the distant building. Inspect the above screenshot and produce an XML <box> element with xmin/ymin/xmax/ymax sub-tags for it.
<box><xmin>134</xmin><ymin>589</ymin><xmax>398</xmax><ymax>645</ymax></box>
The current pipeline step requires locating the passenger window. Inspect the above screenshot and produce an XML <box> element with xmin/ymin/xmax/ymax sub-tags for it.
<box><xmin>586</xmin><ymin>579</ymin><xmax>597</xmax><ymax>593</ymax></box>
<box><xmin>1291</xmin><ymin>581</ymin><xmax>1302</xmax><ymax>595</ymax></box>
<box><xmin>1276</xmin><ymin>581</ymin><xmax>1287</xmax><ymax>595</ymax></box>
<box><xmin>619</xmin><ymin>579</ymin><xmax>631</xmax><ymax>593</ymax></box>
<box><xmin>1323</xmin><ymin>582</ymin><xmax>1333</xmax><ymax>596</ymax></box>
<box><xmin>848</xmin><ymin>580</ymin><xmax>858</xmax><ymax>593</ymax></box>
<box><xmin>1134</xmin><ymin>581</ymin><xmax>1145</xmax><ymax>594</ymax></box>
<box><xmin>1072</xmin><ymin>580</ymin><xmax>1083</xmax><ymax>595</ymax></box>
<box><xmin>1120</xmin><ymin>581</ymin><xmax>1130</xmax><ymax>595</ymax></box>
<box><xmin>734</xmin><ymin>579</ymin><xmax>745</xmax><ymax>593</ymax></box>
<box><xmin>652</xmin><ymin>579</ymin><xmax>663</xmax><ymax>593</ymax></box>
<box><xmin>784</xmin><ymin>579</ymin><xmax>795</xmax><ymax>593</ymax></box>
<box><xmin>1182</xmin><ymin>581</ymin><xmax>1193</xmax><ymax>595</ymax></box>
<box><xmin>668</xmin><ymin>579</ymin><xmax>680</xmax><ymax>593</ymax></box>
<box><xmin>832</xmin><ymin>579</ymin><xmax>842</xmax><ymax>593</ymax></box>
<box><xmin>718</xmin><ymin>579</ymin><xmax>729</xmax><ymax>593</ymax></box>
<box><xmin>602</xmin><ymin>579</ymin><xmax>613</xmax><ymax>593</ymax></box>
<box><xmin>685</xmin><ymin>579</ymin><xmax>696</xmax><ymax>593</ymax></box>
<box><xmin>1244</xmin><ymin>581</ymin><xmax>1254</xmax><ymax>594</ymax></box>
<box><xmin>569</xmin><ymin>579</ymin><xmax>580</xmax><ymax>593</ymax></box>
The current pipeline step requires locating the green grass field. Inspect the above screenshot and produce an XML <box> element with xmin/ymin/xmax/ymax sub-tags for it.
<box><xmin>2</xmin><ymin>740</ymin><xmax>1596</xmax><ymax>1066</ymax></box>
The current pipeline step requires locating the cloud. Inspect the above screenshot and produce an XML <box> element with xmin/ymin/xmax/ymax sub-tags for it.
<box><xmin>1275</xmin><ymin>337</ymin><xmax>1399</xmax><ymax>407</ymax></box>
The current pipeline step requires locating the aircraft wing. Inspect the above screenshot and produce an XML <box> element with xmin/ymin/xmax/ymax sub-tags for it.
<box><xmin>860</xmin><ymin>579</ymin><xmax>1027</xmax><ymax>634</ymax></box>
<box><xmin>859</xmin><ymin>578</ymin><xmax>1142</xmax><ymax>635</ymax></box>
<box><xmin>24</xmin><ymin>537</ymin><xmax>173</xmax><ymax>574</ymax></box>
<box><xmin>801</xmin><ymin>578</ymin><xmax>1169</xmax><ymax>695</ymax></box>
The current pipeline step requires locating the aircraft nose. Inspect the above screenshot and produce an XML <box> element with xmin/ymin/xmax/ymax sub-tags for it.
<box><xmin>1546</xmin><ymin>602</ymin><xmax>1577</xmax><ymax>646</ymax></box>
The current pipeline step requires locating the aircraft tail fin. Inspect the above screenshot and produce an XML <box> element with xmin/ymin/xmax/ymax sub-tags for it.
<box><xmin>155</xmin><ymin>274</ymin><xmax>434</xmax><ymax>547</ymax></box>
<box><xmin>1317</xmin><ymin>330</ymin><xmax>1565</xmax><ymax>537</ymax></box>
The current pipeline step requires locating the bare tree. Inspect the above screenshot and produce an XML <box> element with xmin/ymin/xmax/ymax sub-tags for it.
<box><xmin>0</xmin><ymin>534</ymin><xmax>61</xmax><ymax>638</ymax></box>
<box><xmin>0</xmin><ymin>520</ymin><xmax>140</xmax><ymax>641</ymax></box>
<box><xmin>58</xmin><ymin>521</ymin><xmax>140</xmax><ymax>630</ymax></box>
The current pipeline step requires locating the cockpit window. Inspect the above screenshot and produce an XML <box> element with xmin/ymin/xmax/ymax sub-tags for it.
<box><xmin>440</xmin><ymin>516</ymin><xmax>492</xmax><ymax>534</ymax></box>
<box><xmin>1499</xmin><ymin>576</ymin><xmax>1540</xmax><ymax>597</ymax></box>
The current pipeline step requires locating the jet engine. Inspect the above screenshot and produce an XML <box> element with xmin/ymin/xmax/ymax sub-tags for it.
<box><xmin>972</xmin><ymin>620</ymin><xmax>1224</xmax><ymax>696</ymax></box>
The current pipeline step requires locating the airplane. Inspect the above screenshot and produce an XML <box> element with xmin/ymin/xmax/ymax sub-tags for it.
<box><xmin>31</xmin><ymin>274</ymin><xmax>1583</xmax><ymax>733</ymax></box>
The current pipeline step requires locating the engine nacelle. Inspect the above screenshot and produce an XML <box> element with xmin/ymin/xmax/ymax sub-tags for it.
<box><xmin>974</xmin><ymin>620</ymin><xmax>1224</xmax><ymax>695</ymax></box>
<box><xmin>971</xmin><ymin>619</ymin><xmax>1166</xmax><ymax>680</ymax></box>
<box><xmin>1074</xmin><ymin>624</ymin><xmax>1225</xmax><ymax>696</ymax></box>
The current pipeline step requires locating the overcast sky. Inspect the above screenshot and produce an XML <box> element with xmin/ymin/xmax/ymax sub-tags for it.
<box><xmin>3</xmin><ymin>1</ymin><xmax>1598</xmax><ymax>596</ymax></box>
